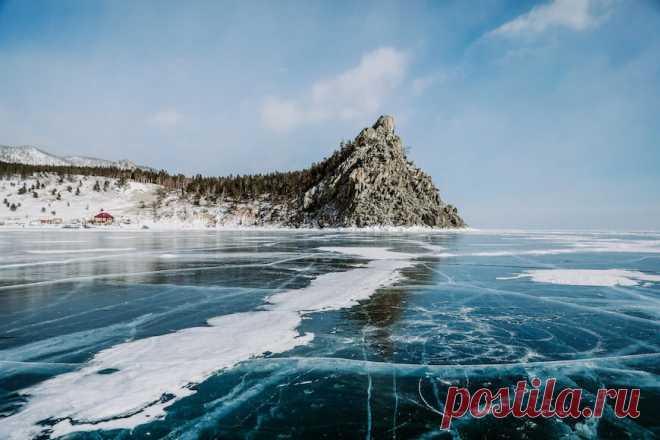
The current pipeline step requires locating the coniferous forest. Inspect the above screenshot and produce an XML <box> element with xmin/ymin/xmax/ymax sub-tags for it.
<box><xmin>0</xmin><ymin>141</ymin><xmax>355</xmax><ymax>202</ymax></box>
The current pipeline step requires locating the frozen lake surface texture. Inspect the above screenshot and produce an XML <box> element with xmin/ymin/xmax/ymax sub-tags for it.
<box><xmin>0</xmin><ymin>229</ymin><xmax>658</xmax><ymax>439</ymax></box>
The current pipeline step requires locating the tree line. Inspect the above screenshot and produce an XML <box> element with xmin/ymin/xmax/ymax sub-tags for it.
<box><xmin>0</xmin><ymin>140</ymin><xmax>355</xmax><ymax>201</ymax></box>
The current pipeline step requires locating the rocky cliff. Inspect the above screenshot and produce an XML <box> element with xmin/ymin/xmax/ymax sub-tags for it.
<box><xmin>290</xmin><ymin>115</ymin><xmax>464</xmax><ymax>228</ymax></box>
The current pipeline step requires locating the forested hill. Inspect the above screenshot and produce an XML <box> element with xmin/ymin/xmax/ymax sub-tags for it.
<box><xmin>0</xmin><ymin>115</ymin><xmax>464</xmax><ymax>228</ymax></box>
<box><xmin>0</xmin><ymin>140</ymin><xmax>356</xmax><ymax>201</ymax></box>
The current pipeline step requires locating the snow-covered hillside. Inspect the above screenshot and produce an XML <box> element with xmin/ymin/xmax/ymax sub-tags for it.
<box><xmin>0</xmin><ymin>172</ymin><xmax>290</xmax><ymax>229</ymax></box>
<box><xmin>0</xmin><ymin>173</ymin><xmax>160</xmax><ymax>227</ymax></box>
<box><xmin>0</xmin><ymin>145</ymin><xmax>153</xmax><ymax>171</ymax></box>
<box><xmin>63</xmin><ymin>156</ymin><xmax>147</xmax><ymax>171</ymax></box>
<box><xmin>0</xmin><ymin>146</ymin><xmax>70</xmax><ymax>167</ymax></box>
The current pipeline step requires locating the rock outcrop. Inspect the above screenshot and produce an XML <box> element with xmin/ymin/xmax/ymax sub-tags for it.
<box><xmin>293</xmin><ymin>115</ymin><xmax>464</xmax><ymax>228</ymax></box>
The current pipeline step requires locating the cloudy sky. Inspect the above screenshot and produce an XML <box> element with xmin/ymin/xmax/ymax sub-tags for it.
<box><xmin>1</xmin><ymin>0</ymin><xmax>659</xmax><ymax>229</ymax></box>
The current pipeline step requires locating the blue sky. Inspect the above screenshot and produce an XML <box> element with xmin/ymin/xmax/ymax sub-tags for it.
<box><xmin>1</xmin><ymin>0</ymin><xmax>659</xmax><ymax>229</ymax></box>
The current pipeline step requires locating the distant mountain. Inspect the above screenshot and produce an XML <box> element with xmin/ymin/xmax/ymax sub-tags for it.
<box><xmin>0</xmin><ymin>145</ymin><xmax>154</xmax><ymax>172</ymax></box>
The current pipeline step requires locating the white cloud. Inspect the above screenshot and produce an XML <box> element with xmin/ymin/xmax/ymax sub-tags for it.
<box><xmin>490</xmin><ymin>0</ymin><xmax>614</xmax><ymax>36</ymax></box>
<box><xmin>261</xmin><ymin>98</ymin><xmax>303</xmax><ymax>132</ymax></box>
<box><xmin>148</xmin><ymin>109</ymin><xmax>183</xmax><ymax>128</ymax></box>
<box><xmin>411</xmin><ymin>71</ymin><xmax>455</xmax><ymax>96</ymax></box>
<box><xmin>261</xmin><ymin>47</ymin><xmax>408</xmax><ymax>132</ymax></box>
<box><xmin>412</xmin><ymin>76</ymin><xmax>436</xmax><ymax>96</ymax></box>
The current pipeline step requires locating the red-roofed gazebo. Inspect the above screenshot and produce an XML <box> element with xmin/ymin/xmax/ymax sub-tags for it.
<box><xmin>93</xmin><ymin>211</ymin><xmax>114</xmax><ymax>224</ymax></box>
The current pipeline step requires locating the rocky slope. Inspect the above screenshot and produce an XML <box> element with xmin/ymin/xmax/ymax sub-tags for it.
<box><xmin>292</xmin><ymin>115</ymin><xmax>463</xmax><ymax>228</ymax></box>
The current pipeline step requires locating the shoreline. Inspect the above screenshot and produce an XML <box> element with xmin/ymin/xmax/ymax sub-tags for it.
<box><xmin>0</xmin><ymin>223</ymin><xmax>477</xmax><ymax>233</ymax></box>
<box><xmin>1</xmin><ymin>224</ymin><xmax>658</xmax><ymax>235</ymax></box>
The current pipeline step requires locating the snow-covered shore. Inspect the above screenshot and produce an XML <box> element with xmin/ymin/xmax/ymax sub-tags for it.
<box><xmin>1</xmin><ymin>172</ymin><xmax>476</xmax><ymax>232</ymax></box>
<box><xmin>0</xmin><ymin>173</ymin><xmax>159</xmax><ymax>227</ymax></box>
<box><xmin>0</xmin><ymin>172</ymin><xmax>278</xmax><ymax>230</ymax></box>
<box><xmin>0</xmin><ymin>222</ymin><xmax>476</xmax><ymax>233</ymax></box>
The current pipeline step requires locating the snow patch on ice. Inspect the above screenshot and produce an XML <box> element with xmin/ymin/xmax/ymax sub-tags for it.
<box><xmin>267</xmin><ymin>247</ymin><xmax>414</xmax><ymax>313</ymax></box>
<box><xmin>499</xmin><ymin>269</ymin><xmax>660</xmax><ymax>287</ymax></box>
<box><xmin>319</xmin><ymin>246</ymin><xmax>416</xmax><ymax>260</ymax></box>
<box><xmin>0</xmin><ymin>311</ymin><xmax>309</xmax><ymax>438</ymax></box>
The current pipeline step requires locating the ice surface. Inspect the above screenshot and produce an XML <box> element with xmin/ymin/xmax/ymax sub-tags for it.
<box><xmin>26</xmin><ymin>248</ymin><xmax>135</xmax><ymax>254</ymax></box>
<box><xmin>0</xmin><ymin>311</ymin><xmax>309</xmax><ymax>438</ymax></box>
<box><xmin>0</xmin><ymin>245</ymin><xmax>415</xmax><ymax>439</ymax></box>
<box><xmin>0</xmin><ymin>230</ymin><xmax>658</xmax><ymax>439</ymax></box>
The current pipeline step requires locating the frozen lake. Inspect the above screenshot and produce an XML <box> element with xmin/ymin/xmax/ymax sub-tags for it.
<box><xmin>0</xmin><ymin>229</ymin><xmax>658</xmax><ymax>439</ymax></box>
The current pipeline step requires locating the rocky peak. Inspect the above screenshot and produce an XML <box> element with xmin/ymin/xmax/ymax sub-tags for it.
<box><xmin>358</xmin><ymin>115</ymin><xmax>397</xmax><ymax>143</ymax></box>
<box><xmin>374</xmin><ymin>114</ymin><xmax>395</xmax><ymax>133</ymax></box>
<box><xmin>295</xmin><ymin>115</ymin><xmax>464</xmax><ymax>228</ymax></box>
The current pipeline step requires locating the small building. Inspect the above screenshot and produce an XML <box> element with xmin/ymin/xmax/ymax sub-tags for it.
<box><xmin>93</xmin><ymin>211</ymin><xmax>114</xmax><ymax>225</ymax></box>
<box><xmin>39</xmin><ymin>218</ymin><xmax>63</xmax><ymax>225</ymax></box>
